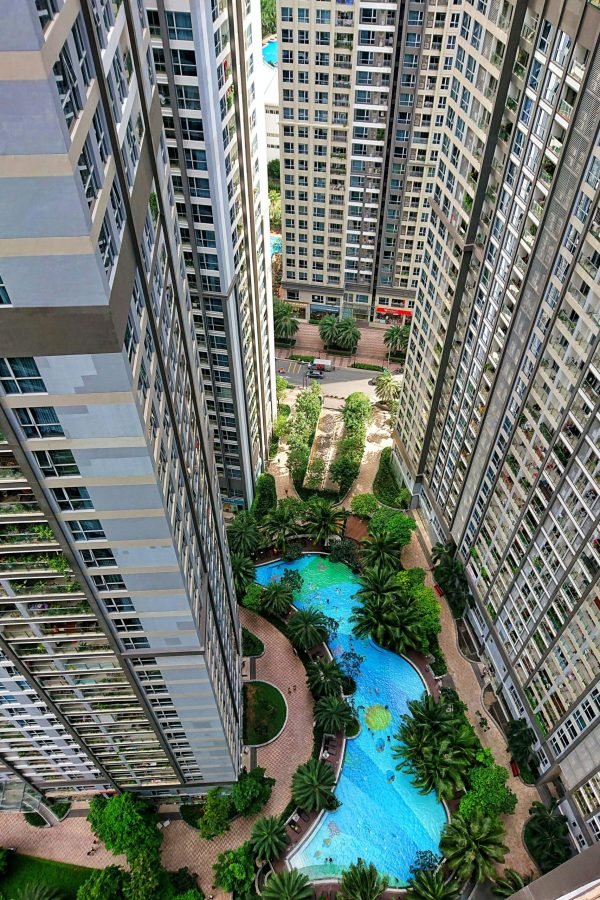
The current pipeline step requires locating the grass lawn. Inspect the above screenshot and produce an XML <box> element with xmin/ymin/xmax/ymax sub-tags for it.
<box><xmin>243</xmin><ymin>680</ymin><xmax>286</xmax><ymax>745</ymax></box>
<box><xmin>2</xmin><ymin>853</ymin><xmax>93</xmax><ymax>898</ymax></box>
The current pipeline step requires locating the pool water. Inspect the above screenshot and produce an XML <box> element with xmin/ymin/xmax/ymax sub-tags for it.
<box><xmin>270</xmin><ymin>234</ymin><xmax>282</xmax><ymax>256</ymax></box>
<box><xmin>262</xmin><ymin>39</ymin><xmax>278</xmax><ymax>66</ymax></box>
<box><xmin>255</xmin><ymin>556</ymin><xmax>447</xmax><ymax>887</ymax></box>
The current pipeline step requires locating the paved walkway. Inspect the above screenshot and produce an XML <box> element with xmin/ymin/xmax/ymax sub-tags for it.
<box><xmin>0</xmin><ymin>610</ymin><xmax>314</xmax><ymax>899</ymax></box>
<box><xmin>402</xmin><ymin>511</ymin><xmax>539</xmax><ymax>876</ymax></box>
<box><xmin>344</xmin><ymin>407</ymin><xmax>392</xmax><ymax>508</ymax></box>
<box><xmin>278</xmin><ymin>321</ymin><xmax>388</xmax><ymax>368</ymax></box>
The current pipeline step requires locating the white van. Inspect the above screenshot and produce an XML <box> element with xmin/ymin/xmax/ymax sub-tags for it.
<box><xmin>309</xmin><ymin>359</ymin><xmax>334</xmax><ymax>372</ymax></box>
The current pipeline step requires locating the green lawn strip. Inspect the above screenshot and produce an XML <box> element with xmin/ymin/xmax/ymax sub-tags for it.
<box><xmin>243</xmin><ymin>680</ymin><xmax>286</xmax><ymax>745</ymax></box>
<box><xmin>242</xmin><ymin>626</ymin><xmax>265</xmax><ymax>657</ymax></box>
<box><xmin>3</xmin><ymin>853</ymin><xmax>93</xmax><ymax>898</ymax></box>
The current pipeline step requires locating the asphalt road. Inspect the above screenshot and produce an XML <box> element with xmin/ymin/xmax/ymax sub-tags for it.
<box><xmin>275</xmin><ymin>357</ymin><xmax>380</xmax><ymax>400</ymax></box>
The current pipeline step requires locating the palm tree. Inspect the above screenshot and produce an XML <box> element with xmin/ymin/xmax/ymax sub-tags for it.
<box><xmin>406</xmin><ymin>870</ymin><xmax>460</xmax><ymax>900</ymax></box>
<box><xmin>262</xmin><ymin>501</ymin><xmax>300</xmax><ymax>553</ymax></box>
<box><xmin>335</xmin><ymin>317</ymin><xmax>361</xmax><ymax>353</ymax></box>
<box><xmin>351</xmin><ymin>595</ymin><xmax>427</xmax><ymax>654</ymax></box>
<box><xmin>339</xmin><ymin>860</ymin><xmax>389</xmax><ymax>899</ymax></box>
<box><xmin>304</xmin><ymin>499</ymin><xmax>346</xmax><ymax>545</ymax></box>
<box><xmin>273</xmin><ymin>300</ymin><xmax>299</xmax><ymax>341</ymax></box>
<box><xmin>492</xmin><ymin>869</ymin><xmax>533</xmax><ymax>898</ymax></box>
<box><xmin>356</xmin><ymin>563</ymin><xmax>400</xmax><ymax>605</ymax></box>
<box><xmin>306</xmin><ymin>659</ymin><xmax>344</xmax><ymax>699</ymax></box>
<box><xmin>431</xmin><ymin>540</ymin><xmax>455</xmax><ymax>568</ymax></box>
<box><xmin>227</xmin><ymin>510</ymin><xmax>260</xmax><ymax>556</ymax></box>
<box><xmin>319</xmin><ymin>314</ymin><xmax>339</xmax><ymax>349</ymax></box>
<box><xmin>250</xmin><ymin>814</ymin><xmax>288</xmax><ymax>862</ymax></box>
<box><xmin>262</xmin><ymin>868</ymin><xmax>313</xmax><ymax>900</ymax></box>
<box><xmin>231</xmin><ymin>552</ymin><xmax>255</xmax><ymax>597</ymax></box>
<box><xmin>314</xmin><ymin>695</ymin><xmax>354</xmax><ymax>735</ymax></box>
<box><xmin>441</xmin><ymin>812</ymin><xmax>508</xmax><ymax>883</ymax></box>
<box><xmin>374</xmin><ymin>371</ymin><xmax>401</xmax><ymax>407</ymax></box>
<box><xmin>287</xmin><ymin>607</ymin><xmax>329</xmax><ymax>651</ymax></box>
<box><xmin>525</xmin><ymin>800</ymin><xmax>571</xmax><ymax>873</ymax></box>
<box><xmin>384</xmin><ymin>323</ymin><xmax>410</xmax><ymax>363</ymax></box>
<box><xmin>361</xmin><ymin>529</ymin><xmax>402</xmax><ymax>569</ymax></box>
<box><xmin>261</xmin><ymin>581</ymin><xmax>293</xmax><ymax>618</ymax></box>
<box><xmin>506</xmin><ymin>718</ymin><xmax>538</xmax><ymax>770</ymax></box>
<box><xmin>15</xmin><ymin>888</ymin><xmax>62</xmax><ymax>900</ymax></box>
<box><xmin>291</xmin><ymin>758</ymin><xmax>336</xmax><ymax>812</ymax></box>
<box><xmin>396</xmin><ymin>733</ymin><xmax>474</xmax><ymax>801</ymax></box>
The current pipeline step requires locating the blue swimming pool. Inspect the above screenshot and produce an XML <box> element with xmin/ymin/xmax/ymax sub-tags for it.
<box><xmin>262</xmin><ymin>39</ymin><xmax>278</xmax><ymax>66</ymax></box>
<box><xmin>270</xmin><ymin>234</ymin><xmax>282</xmax><ymax>256</ymax></box>
<box><xmin>255</xmin><ymin>556</ymin><xmax>447</xmax><ymax>887</ymax></box>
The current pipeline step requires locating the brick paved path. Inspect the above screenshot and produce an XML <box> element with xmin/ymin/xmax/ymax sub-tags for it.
<box><xmin>0</xmin><ymin>609</ymin><xmax>314</xmax><ymax>899</ymax></box>
<box><xmin>402</xmin><ymin>511</ymin><xmax>539</xmax><ymax>875</ymax></box>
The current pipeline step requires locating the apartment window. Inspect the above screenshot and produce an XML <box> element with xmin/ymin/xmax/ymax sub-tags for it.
<box><xmin>34</xmin><ymin>449</ymin><xmax>79</xmax><ymax>477</ymax></box>
<box><xmin>184</xmin><ymin>148</ymin><xmax>207</xmax><ymax>170</ymax></box>
<box><xmin>0</xmin><ymin>358</ymin><xmax>45</xmax><ymax>394</ymax></box>
<box><xmin>172</xmin><ymin>48</ymin><xmax>196</xmax><ymax>76</ymax></box>
<box><xmin>281</xmin><ymin>6</ymin><xmax>293</xmax><ymax>21</ymax></box>
<box><xmin>180</xmin><ymin>117</ymin><xmax>204</xmax><ymax>141</ymax></box>
<box><xmin>53</xmin><ymin>45</ymin><xmax>82</xmax><ymax>130</ymax></box>
<box><xmin>92</xmin><ymin>109</ymin><xmax>109</xmax><ymax>163</ymax></box>
<box><xmin>104</xmin><ymin>596</ymin><xmax>134</xmax><ymax>612</ymax></box>
<box><xmin>78</xmin><ymin>138</ymin><xmax>100</xmax><ymax>207</ymax></box>
<box><xmin>35</xmin><ymin>0</ymin><xmax>58</xmax><ymax>31</ymax></box>
<box><xmin>51</xmin><ymin>487</ymin><xmax>93</xmax><ymax>511</ymax></box>
<box><xmin>166</xmin><ymin>11</ymin><xmax>193</xmax><ymax>40</ymax></box>
<box><xmin>122</xmin><ymin>636</ymin><xmax>151</xmax><ymax>650</ymax></box>
<box><xmin>68</xmin><ymin>519</ymin><xmax>105</xmax><ymax>541</ymax></box>
<box><xmin>93</xmin><ymin>574</ymin><xmax>126</xmax><ymax>591</ymax></box>
<box><xmin>0</xmin><ymin>276</ymin><xmax>10</xmax><ymax>306</ymax></box>
<box><xmin>176</xmin><ymin>84</ymin><xmax>201</xmax><ymax>110</ymax></box>
<box><xmin>575</xmin><ymin>192</ymin><xmax>592</xmax><ymax>223</ymax></box>
<box><xmin>80</xmin><ymin>548</ymin><xmax>116</xmax><ymax>567</ymax></box>
<box><xmin>98</xmin><ymin>216</ymin><xmax>116</xmax><ymax>276</ymax></box>
<box><xmin>538</xmin><ymin>20</ymin><xmax>552</xmax><ymax>54</ymax></box>
<box><xmin>72</xmin><ymin>16</ymin><xmax>92</xmax><ymax>85</ymax></box>
<box><xmin>15</xmin><ymin>407</ymin><xmax>63</xmax><ymax>439</ymax></box>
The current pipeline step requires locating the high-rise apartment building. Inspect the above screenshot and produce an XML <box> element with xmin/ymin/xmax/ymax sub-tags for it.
<box><xmin>0</xmin><ymin>0</ymin><xmax>243</xmax><ymax>805</ymax></box>
<box><xmin>389</xmin><ymin>0</ymin><xmax>600</xmax><ymax>852</ymax></box>
<box><xmin>278</xmin><ymin>0</ymin><xmax>422</xmax><ymax>325</ymax></box>
<box><xmin>146</xmin><ymin>0</ymin><xmax>276</xmax><ymax>510</ymax></box>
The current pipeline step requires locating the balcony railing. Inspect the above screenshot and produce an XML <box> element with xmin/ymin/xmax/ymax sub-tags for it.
<box><xmin>558</xmin><ymin>98</ymin><xmax>573</xmax><ymax>119</ymax></box>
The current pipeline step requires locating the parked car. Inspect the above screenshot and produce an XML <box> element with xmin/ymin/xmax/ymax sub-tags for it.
<box><xmin>307</xmin><ymin>370</ymin><xmax>324</xmax><ymax>379</ymax></box>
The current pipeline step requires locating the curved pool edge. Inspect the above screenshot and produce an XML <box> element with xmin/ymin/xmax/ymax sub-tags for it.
<box><xmin>255</xmin><ymin>554</ymin><xmax>448</xmax><ymax>883</ymax></box>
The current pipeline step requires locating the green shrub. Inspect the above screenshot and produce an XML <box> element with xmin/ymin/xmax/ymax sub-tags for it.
<box><xmin>350</xmin><ymin>493</ymin><xmax>379</xmax><ymax>518</ymax></box>
<box><xmin>282</xmin><ymin>542</ymin><xmax>303</xmax><ymax>561</ymax></box>
<box><xmin>460</xmin><ymin>763</ymin><xmax>517</xmax><ymax>819</ymax></box>
<box><xmin>87</xmin><ymin>793</ymin><xmax>162</xmax><ymax>864</ymax></box>
<box><xmin>24</xmin><ymin>812</ymin><xmax>47</xmax><ymax>828</ymax></box>
<box><xmin>289</xmin><ymin>354</ymin><xmax>315</xmax><ymax>362</ymax></box>
<box><xmin>350</xmin><ymin>362</ymin><xmax>385</xmax><ymax>371</ymax></box>
<box><xmin>242</xmin><ymin>627</ymin><xmax>264</xmax><ymax>657</ymax></box>
<box><xmin>240</xmin><ymin>582</ymin><xmax>263</xmax><ymax>612</ymax></box>
<box><xmin>213</xmin><ymin>842</ymin><xmax>255</xmax><ymax>898</ymax></box>
<box><xmin>180</xmin><ymin>804</ymin><xmax>202</xmax><ymax>828</ymax></box>
<box><xmin>329</xmin><ymin>538</ymin><xmax>361</xmax><ymax>571</ymax></box>
<box><xmin>368</xmin><ymin>508</ymin><xmax>416</xmax><ymax>546</ymax></box>
<box><xmin>252</xmin><ymin>474</ymin><xmax>277</xmax><ymax>519</ymax></box>
<box><xmin>77</xmin><ymin>865</ymin><xmax>129</xmax><ymax>899</ymax></box>
<box><xmin>230</xmin><ymin>767</ymin><xmax>275</xmax><ymax>816</ymax></box>
<box><xmin>0</xmin><ymin>847</ymin><xmax>10</xmax><ymax>876</ymax></box>
<box><xmin>373</xmin><ymin>448</ymin><xmax>410</xmax><ymax>507</ymax></box>
<box><xmin>198</xmin><ymin>788</ymin><xmax>233</xmax><ymax>840</ymax></box>
<box><xmin>430</xmin><ymin>644</ymin><xmax>447</xmax><ymax>676</ymax></box>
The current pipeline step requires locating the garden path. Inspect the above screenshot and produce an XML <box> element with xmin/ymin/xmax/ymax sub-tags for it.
<box><xmin>269</xmin><ymin>387</ymin><xmax>300</xmax><ymax>500</ymax></box>
<box><xmin>402</xmin><ymin>511</ymin><xmax>539</xmax><ymax>876</ymax></box>
<box><xmin>343</xmin><ymin>407</ymin><xmax>392</xmax><ymax>509</ymax></box>
<box><xmin>0</xmin><ymin>610</ymin><xmax>314</xmax><ymax>899</ymax></box>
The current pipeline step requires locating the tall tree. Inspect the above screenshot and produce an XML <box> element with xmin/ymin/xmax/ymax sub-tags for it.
<box><xmin>441</xmin><ymin>812</ymin><xmax>508</xmax><ymax>883</ymax></box>
<box><xmin>306</xmin><ymin>659</ymin><xmax>344</xmax><ymax>698</ymax></box>
<box><xmin>262</xmin><ymin>499</ymin><xmax>301</xmax><ymax>552</ymax></box>
<box><xmin>230</xmin><ymin>553</ymin><xmax>255</xmax><ymax>597</ymax></box>
<box><xmin>261</xmin><ymin>869</ymin><xmax>313</xmax><ymax>900</ymax></box>
<box><xmin>273</xmin><ymin>300</ymin><xmax>299</xmax><ymax>341</ymax></box>
<box><xmin>291</xmin><ymin>758</ymin><xmax>336</xmax><ymax>812</ymax></box>
<box><xmin>339</xmin><ymin>860</ymin><xmax>389</xmax><ymax>900</ymax></box>
<box><xmin>335</xmin><ymin>317</ymin><xmax>361</xmax><ymax>352</ymax></box>
<box><xmin>287</xmin><ymin>607</ymin><xmax>329</xmax><ymax>651</ymax></box>
<box><xmin>318</xmin><ymin>314</ymin><xmax>339</xmax><ymax>348</ymax></box>
<box><xmin>227</xmin><ymin>511</ymin><xmax>260</xmax><ymax>556</ymax></box>
<box><xmin>374</xmin><ymin>371</ymin><xmax>401</xmax><ymax>407</ymax></box>
<box><xmin>384</xmin><ymin>323</ymin><xmax>410</xmax><ymax>363</ymax></box>
<box><xmin>405</xmin><ymin>870</ymin><xmax>460</xmax><ymax>900</ymax></box>
<box><xmin>304</xmin><ymin>499</ymin><xmax>346</xmax><ymax>544</ymax></box>
<box><xmin>250</xmin><ymin>815</ymin><xmax>288</xmax><ymax>862</ymax></box>
<box><xmin>314</xmin><ymin>695</ymin><xmax>355</xmax><ymax>735</ymax></box>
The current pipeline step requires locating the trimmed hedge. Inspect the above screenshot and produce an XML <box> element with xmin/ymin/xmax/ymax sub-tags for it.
<box><xmin>252</xmin><ymin>473</ymin><xmax>277</xmax><ymax>519</ymax></box>
<box><xmin>350</xmin><ymin>362</ymin><xmax>385</xmax><ymax>372</ymax></box>
<box><xmin>289</xmin><ymin>354</ymin><xmax>315</xmax><ymax>362</ymax></box>
<box><xmin>373</xmin><ymin>447</ymin><xmax>411</xmax><ymax>508</ymax></box>
<box><xmin>330</xmin><ymin>393</ymin><xmax>371</xmax><ymax>494</ymax></box>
